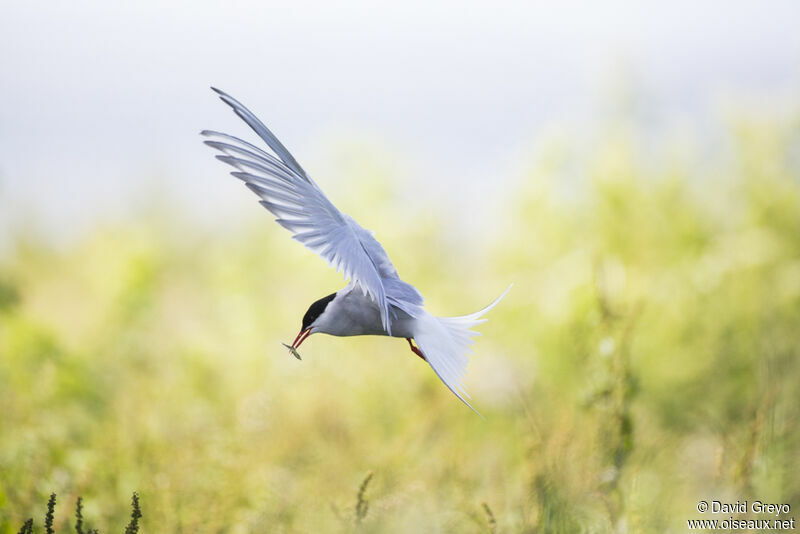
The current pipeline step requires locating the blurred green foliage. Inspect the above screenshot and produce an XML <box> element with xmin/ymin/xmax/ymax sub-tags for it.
<box><xmin>1</xmin><ymin>110</ymin><xmax>799</xmax><ymax>533</ymax></box>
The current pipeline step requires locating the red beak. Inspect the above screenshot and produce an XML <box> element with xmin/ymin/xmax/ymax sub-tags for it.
<box><xmin>291</xmin><ymin>327</ymin><xmax>312</xmax><ymax>349</ymax></box>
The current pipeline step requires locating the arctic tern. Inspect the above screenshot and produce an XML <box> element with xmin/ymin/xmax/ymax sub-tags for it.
<box><xmin>202</xmin><ymin>88</ymin><xmax>511</xmax><ymax>414</ymax></box>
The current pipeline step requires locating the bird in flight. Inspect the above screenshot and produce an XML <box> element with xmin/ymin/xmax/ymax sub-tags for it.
<box><xmin>202</xmin><ymin>88</ymin><xmax>511</xmax><ymax>414</ymax></box>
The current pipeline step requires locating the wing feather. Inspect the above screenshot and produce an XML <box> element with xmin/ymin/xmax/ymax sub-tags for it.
<box><xmin>211</xmin><ymin>87</ymin><xmax>309</xmax><ymax>181</ymax></box>
<box><xmin>203</xmin><ymin>88</ymin><xmax>425</xmax><ymax>332</ymax></box>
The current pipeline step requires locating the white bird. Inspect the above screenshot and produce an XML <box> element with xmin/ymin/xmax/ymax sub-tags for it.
<box><xmin>202</xmin><ymin>88</ymin><xmax>511</xmax><ymax>415</ymax></box>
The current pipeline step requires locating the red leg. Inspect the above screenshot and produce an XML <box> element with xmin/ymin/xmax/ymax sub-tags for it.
<box><xmin>406</xmin><ymin>338</ymin><xmax>427</xmax><ymax>361</ymax></box>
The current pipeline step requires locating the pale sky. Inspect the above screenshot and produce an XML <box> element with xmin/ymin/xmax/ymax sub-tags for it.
<box><xmin>1</xmin><ymin>1</ymin><xmax>798</xmax><ymax>247</ymax></box>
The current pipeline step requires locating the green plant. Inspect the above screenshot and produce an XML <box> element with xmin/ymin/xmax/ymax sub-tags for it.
<box><xmin>13</xmin><ymin>494</ymin><xmax>140</xmax><ymax>534</ymax></box>
<box><xmin>481</xmin><ymin>502</ymin><xmax>497</xmax><ymax>534</ymax></box>
<box><xmin>355</xmin><ymin>471</ymin><xmax>373</xmax><ymax>527</ymax></box>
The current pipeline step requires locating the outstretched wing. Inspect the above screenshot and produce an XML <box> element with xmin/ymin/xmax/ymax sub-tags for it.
<box><xmin>202</xmin><ymin>88</ymin><xmax>423</xmax><ymax>332</ymax></box>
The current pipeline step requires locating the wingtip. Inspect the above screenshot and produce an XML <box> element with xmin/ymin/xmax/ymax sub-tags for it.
<box><xmin>211</xmin><ymin>87</ymin><xmax>237</xmax><ymax>108</ymax></box>
<box><xmin>214</xmin><ymin>154</ymin><xmax>238</xmax><ymax>167</ymax></box>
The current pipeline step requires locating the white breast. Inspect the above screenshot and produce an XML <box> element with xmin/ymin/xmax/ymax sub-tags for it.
<box><xmin>313</xmin><ymin>285</ymin><xmax>418</xmax><ymax>338</ymax></box>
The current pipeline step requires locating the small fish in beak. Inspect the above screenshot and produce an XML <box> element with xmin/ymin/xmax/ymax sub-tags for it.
<box><xmin>281</xmin><ymin>342</ymin><xmax>302</xmax><ymax>360</ymax></box>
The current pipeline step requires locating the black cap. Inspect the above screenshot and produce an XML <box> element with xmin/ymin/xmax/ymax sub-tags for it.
<box><xmin>302</xmin><ymin>292</ymin><xmax>336</xmax><ymax>330</ymax></box>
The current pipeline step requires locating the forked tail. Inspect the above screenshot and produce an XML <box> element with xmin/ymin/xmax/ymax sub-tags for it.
<box><xmin>413</xmin><ymin>284</ymin><xmax>513</xmax><ymax>416</ymax></box>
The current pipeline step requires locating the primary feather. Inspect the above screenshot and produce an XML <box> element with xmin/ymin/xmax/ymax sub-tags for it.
<box><xmin>202</xmin><ymin>88</ymin><xmax>423</xmax><ymax>334</ymax></box>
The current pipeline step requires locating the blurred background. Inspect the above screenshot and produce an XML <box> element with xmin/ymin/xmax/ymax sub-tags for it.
<box><xmin>1</xmin><ymin>1</ymin><xmax>799</xmax><ymax>532</ymax></box>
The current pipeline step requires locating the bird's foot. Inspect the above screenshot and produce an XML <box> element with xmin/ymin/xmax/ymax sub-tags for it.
<box><xmin>406</xmin><ymin>338</ymin><xmax>427</xmax><ymax>361</ymax></box>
